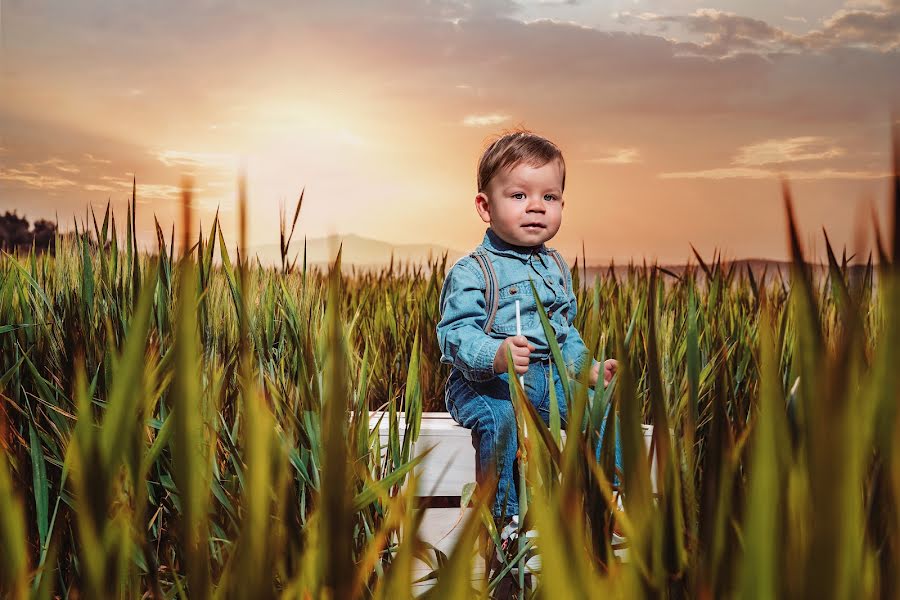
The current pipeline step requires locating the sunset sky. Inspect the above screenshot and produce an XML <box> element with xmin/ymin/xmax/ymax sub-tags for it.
<box><xmin>1</xmin><ymin>0</ymin><xmax>898</xmax><ymax>264</ymax></box>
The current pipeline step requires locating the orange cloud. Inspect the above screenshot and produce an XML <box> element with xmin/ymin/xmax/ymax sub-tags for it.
<box><xmin>584</xmin><ymin>148</ymin><xmax>641</xmax><ymax>165</ymax></box>
<box><xmin>659</xmin><ymin>167</ymin><xmax>889</xmax><ymax>180</ymax></box>
<box><xmin>733</xmin><ymin>137</ymin><xmax>845</xmax><ymax>166</ymax></box>
<box><xmin>0</xmin><ymin>168</ymin><xmax>77</xmax><ymax>190</ymax></box>
<box><xmin>462</xmin><ymin>114</ymin><xmax>512</xmax><ymax>127</ymax></box>
<box><xmin>154</xmin><ymin>149</ymin><xmax>237</xmax><ymax>170</ymax></box>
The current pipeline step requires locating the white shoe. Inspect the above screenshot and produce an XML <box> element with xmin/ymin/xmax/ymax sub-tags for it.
<box><xmin>497</xmin><ymin>515</ymin><xmax>541</xmax><ymax>574</ymax></box>
<box><xmin>612</xmin><ymin>491</ymin><xmax>627</xmax><ymax>547</ymax></box>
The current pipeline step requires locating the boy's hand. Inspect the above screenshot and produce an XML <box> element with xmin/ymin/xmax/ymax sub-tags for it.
<box><xmin>591</xmin><ymin>358</ymin><xmax>619</xmax><ymax>388</ymax></box>
<box><xmin>494</xmin><ymin>335</ymin><xmax>535</xmax><ymax>375</ymax></box>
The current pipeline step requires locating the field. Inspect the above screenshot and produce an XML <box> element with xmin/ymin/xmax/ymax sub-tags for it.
<box><xmin>1</xmin><ymin>156</ymin><xmax>898</xmax><ymax>599</ymax></box>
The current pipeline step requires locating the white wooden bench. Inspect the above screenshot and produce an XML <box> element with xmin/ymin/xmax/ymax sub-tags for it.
<box><xmin>368</xmin><ymin>412</ymin><xmax>660</xmax><ymax>584</ymax></box>
<box><xmin>368</xmin><ymin>412</ymin><xmax>658</xmax><ymax>500</ymax></box>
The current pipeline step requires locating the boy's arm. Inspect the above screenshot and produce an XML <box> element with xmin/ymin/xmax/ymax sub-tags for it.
<box><xmin>436</xmin><ymin>259</ymin><xmax>504</xmax><ymax>382</ymax></box>
<box><xmin>558</xmin><ymin>263</ymin><xmax>600</xmax><ymax>380</ymax></box>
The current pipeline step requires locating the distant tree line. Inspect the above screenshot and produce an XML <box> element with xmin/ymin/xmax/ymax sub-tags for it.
<box><xmin>0</xmin><ymin>211</ymin><xmax>57</xmax><ymax>253</ymax></box>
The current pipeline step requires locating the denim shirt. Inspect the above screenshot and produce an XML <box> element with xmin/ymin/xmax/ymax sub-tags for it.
<box><xmin>437</xmin><ymin>228</ymin><xmax>598</xmax><ymax>382</ymax></box>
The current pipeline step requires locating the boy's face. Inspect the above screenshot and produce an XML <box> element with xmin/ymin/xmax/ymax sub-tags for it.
<box><xmin>475</xmin><ymin>158</ymin><xmax>565</xmax><ymax>248</ymax></box>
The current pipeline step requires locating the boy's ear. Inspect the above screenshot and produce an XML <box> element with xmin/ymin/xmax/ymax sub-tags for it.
<box><xmin>474</xmin><ymin>192</ymin><xmax>491</xmax><ymax>224</ymax></box>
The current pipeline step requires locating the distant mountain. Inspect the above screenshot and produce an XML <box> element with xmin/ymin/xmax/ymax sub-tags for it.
<box><xmin>251</xmin><ymin>233</ymin><xmax>464</xmax><ymax>268</ymax></box>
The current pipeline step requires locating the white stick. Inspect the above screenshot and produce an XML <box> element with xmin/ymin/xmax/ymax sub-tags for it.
<box><xmin>514</xmin><ymin>303</ymin><xmax>527</xmax><ymax>588</ymax></box>
<box><xmin>514</xmin><ymin>300</ymin><xmax>524</xmax><ymax>388</ymax></box>
<box><xmin>514</xmin><ymin>300</ymin><xmax>527</xmax><ymax>447</ymax></box>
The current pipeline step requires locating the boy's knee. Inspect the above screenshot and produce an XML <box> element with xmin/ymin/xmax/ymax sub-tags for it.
<box><xmin>494</xmin><ymin>401</ymin><xmax>516</xmax><ymax>428</ymax></box>
<box><xmin>481</xmin><ymin>401</ymin><xmax>516</xmax><ymax>445</ymax></box>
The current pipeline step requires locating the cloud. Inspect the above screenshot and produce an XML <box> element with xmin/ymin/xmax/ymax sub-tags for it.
<box><xmin>0</xmin><ymin>156</ymin><xmax>83</xmax><ymax>190</ymax></box>
<box><xmin>805</xmin><ymin>7</ymin><xmax>900</xmax><ymax>51</ymax></box>
<box><xmin>614</xmin><ymin>12</ymin><xmax>661</xmax><ymax>22</ymax></box>
<box><xmin>20</xmin><ymin>157</ymin><xmax>81</xmax><ymax>174</ymax></box>
<box><xmin>91</xmin><ymin>174</ymin><xmax>183</xmax><ymax>201</ymax></box>
<box><xmin>671</xmin><ymin>9</ymin><xmax>784</xmax><ymax>41</ymax></box>
<box><xmin>659</xmin><ymin>166</ymin><xmax>890</xmax><ymax>180</ymax></box>
<box><xmin>618</xmin><ymin>8</ymin><xmax>790</xmax><ymax>56</ymax></box>
<box><xmin>154</xmin><ymin>149</ymin><xmax>237</xmax><ymax>170</ymax></box>
<box><xmin>733</xmin><ymin>136</ymin><xmax>845</xmax><ymax>166</ymax></box>
<box><xmin>99</xmin><ymin>175</ymin><xmax>132</xmax><ymax>186</ymax></box>
<box><xmin>619</xmin><ymin>3</ymin><xmax>900</xmax><ymax>57</ymax></box>
<box><xmin>462</xmin><ymin>113</ymin><xmax>511</xmax><ymax>127</ymax></box>
<box><xmin>658</xmin><ymin>135</ymin><xmax>877</xmax><ymax>180</ymax></box>
<box><xmin>584</xmin><ymin>148</ymin><xmax>641</xmax><ymax>165</ymax></box>
<box><xmin>0</xmin><ymin>168</ymin><xmax>77</xmax><ymax>189</ymax></box>
<box><xmin>83</xmin><ymin>153</ymin><xmax>111</xmax><ymax>164</ymax></box>
<box><xmin>659</xmin><ymin>166</ymin><xmax>768</xmax><ymax>179</ymax></box>
<box><xmin>134</xmin><ymin>183</ymin><xmax>187</xmax><ymax>203</ymax></box>
<box><xmin>46</xmin><ymin>158</ymin><xmax>80</xmax><ymax>173</ymax></box>
<box><xmin>843</xmin><ymin>0</ymin><xmax>887</xmax><ymax>8</ymax></box>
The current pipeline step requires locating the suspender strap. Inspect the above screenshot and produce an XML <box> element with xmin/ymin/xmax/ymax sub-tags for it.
<box><xmin>471</xmin><ymin>251</ymin><xmax>499</xmax><ymax>333</ymax></box>
<box><xmin>547</xmin><ymin>249</ymin><xmax>570</xmax><ymax>321</ymax></box>
<box><xmin>547</xmin><ymin>249</ymin><xmax>569</xmax><ymax>294</ymax></box>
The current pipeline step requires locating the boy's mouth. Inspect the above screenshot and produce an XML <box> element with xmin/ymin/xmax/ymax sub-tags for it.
<box><xmin>521</xmin><ymin>223</ymin><xmax>546</xmax><ymax>230</ymax></box>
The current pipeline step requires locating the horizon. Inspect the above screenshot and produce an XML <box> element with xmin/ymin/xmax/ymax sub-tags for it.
<box><xmin>3</xmin><ymin>205</ymin><xmax>881</xmax><ymax>268</ymax></box>
<box><xmin>1</xmin><ymin>0</ymin><xmax>899</xmax><ymax>264</ymax></box>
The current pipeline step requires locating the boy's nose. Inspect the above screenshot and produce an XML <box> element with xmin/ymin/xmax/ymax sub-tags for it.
<box><xmin>526</xmin><ymin>197</ymin><xmax>545</xmax><ymax>212</ymax></box>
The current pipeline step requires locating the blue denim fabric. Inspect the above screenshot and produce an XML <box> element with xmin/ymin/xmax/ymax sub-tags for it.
<box><xmin>446</xmin><ymin>360</ymin><xmax>622</xmax><ymax>518</ymax></box>
<box><xmin>436</xmin><ymin>228</ymin><xmax>597</xmax><ymax>382</ymax></box>
<box><xmin>437</xmin><ymin>227</ymin><xmax>623</xmax><ymax>518</ymax></box>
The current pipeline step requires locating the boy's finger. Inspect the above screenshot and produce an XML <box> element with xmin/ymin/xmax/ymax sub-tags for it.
<box><xmin>510</xmin><ymin>335</ymin><xmax>529</xmax><ymax>347</ymax></box>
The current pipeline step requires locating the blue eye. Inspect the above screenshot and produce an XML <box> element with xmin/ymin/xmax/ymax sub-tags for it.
<box><xmin>512</xmin><ymin>192</ymin><xmax>525</xmax><ymax>200</ymax></box>
<box><xmin>544</xmin><ymin>194</ymin><xmax>558</xmax><ymax>202</ymax></box>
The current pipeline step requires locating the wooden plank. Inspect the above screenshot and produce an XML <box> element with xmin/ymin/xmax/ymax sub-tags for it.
<box><xmin>412</xmin><ymin>508</ymin><xmax>484</xmax><ymax>595</ymax></box>
<box><xmin>369</xmin><ymin>412</ymin><xmax>475</xmax><ymax>497</ymax></box>
<box><xmin>367</xmin><ymin>412</ymin><xmax>659</xmax><ymax>498</ymax></box>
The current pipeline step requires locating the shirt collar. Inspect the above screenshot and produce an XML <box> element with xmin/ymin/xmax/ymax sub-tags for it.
<box><xmin>481</xmin><ymin>227</ymin><xmax>549</xmax><ymax>261</ymax></box>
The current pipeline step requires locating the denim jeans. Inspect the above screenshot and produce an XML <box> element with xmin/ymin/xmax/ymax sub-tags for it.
<box><xmin>446</xmin><ymin>359</ymin><xmax>622</xmax><ymax>518</ymax></box>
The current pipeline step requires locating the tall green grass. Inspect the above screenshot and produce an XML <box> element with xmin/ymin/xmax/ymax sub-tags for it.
<box><xmin>0</xmin><ymin>130</ymin><xmax>898</xmax><ymax>598</ymax></box>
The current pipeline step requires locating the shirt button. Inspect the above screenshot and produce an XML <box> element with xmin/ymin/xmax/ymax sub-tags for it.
<box><xmin>548</xmin><ymin>310</ymin><xmax>554</xmax><ymax>318</ymax></box>
<box><xmin>510</xmin><ymin>286</ymin><xmax>518</xmax><ymax>295</ymax></box>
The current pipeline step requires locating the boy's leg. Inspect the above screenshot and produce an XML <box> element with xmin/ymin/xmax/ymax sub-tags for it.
<box><xmin>596</xmin><ymin>398</ymin><xmax>623</xmax><ymax>485</ymax></box>
<box><xmin>446</xmin><ymin>371</ymin><xmax>519</xmax><ymax>519</ymax></box>
<box><xmin>544</xmin><ymin>369</ymin><xmax>623</xmax><ymax>483</ymax></box>
<box><xmin>539</xmin><ymin>362</ymin><xmax>568</xmax><ymax>428</ymax></box>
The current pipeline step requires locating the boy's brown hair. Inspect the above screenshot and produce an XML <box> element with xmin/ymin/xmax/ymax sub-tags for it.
<box><xmin>477</xmin><ymin>129</ymin><xmax>566</xmax><ymax>194</ymax></box>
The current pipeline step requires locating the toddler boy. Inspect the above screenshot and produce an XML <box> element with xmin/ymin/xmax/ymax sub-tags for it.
<box><xmin>436</xmin><ymin>130</ymin><xmax>621</xmax><ymax>526</ymax></box>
